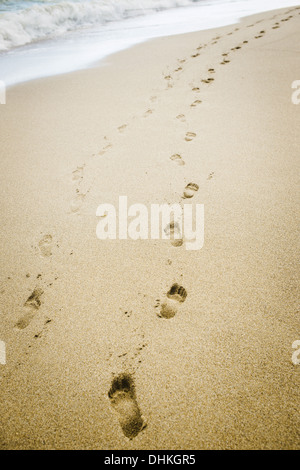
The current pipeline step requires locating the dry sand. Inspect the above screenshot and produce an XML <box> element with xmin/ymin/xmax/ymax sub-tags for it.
<box><xmin>0</xmin><ymin>6</ymin><xmax>299</xmax><ymax>450</ymax></box>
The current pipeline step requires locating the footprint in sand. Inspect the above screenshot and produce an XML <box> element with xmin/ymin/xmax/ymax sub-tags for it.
<box><xmin>98</xmin><ymin>143</ymin><xmax>112</xmax><ymax>156</ymax></box>
<box><xmin>255</xmin><ymin>31</ymin><xmax>265</xmax><ymax>38</ymax></box>
<box><xmin>170</xmin><ymin>154</ymin><xmax>185</xmax><ymax>166</ymax></box>
<box><xmin>174</xmin><ymin>67</ymin><xmax>182</xmax><ymax>72</ymax></box>
<box><xmin>38</xmin><ymin>234</ymin><xmax>53</xmax><ymax>257</ymax></box>
<box><xmin>15</xmin><ymin>288</ymin><xmax>44</xmax><ymax>330</ymax></box>
<box><xmin>221</xmin><ymin>59</ymin><xmax>230</xmax><ymax>65</ymax></box>
<box><xmin>190</xmin><ymin>100</ymin><xmax>202</xmax><ymax>108</ymax></box>
<box><xmin>144</xmin><ymin>109</ymin><xmax>153</xmax><ymax>118</ymax></box>
<box><xmin>176</xmin><ymin>114</ymin><xmax>186</xmax><ymax>122</ymax></box>
<box><xmin>185</xmin><ymin>132</ymin><xmax>196</xmax><ymax>142</ymax></box>
<box><xmin>157</xmin><ymin>283</ymin><xmax>187</xmax><ymax>319</ymax></box>
<box><xmin>108</xmin><ymin>373</ymin><xmax>147</xmax><ymax>439</ymax></box>
<box><xmin>208</xmin><ymin>68</ymin><xmax>215</xmax><ymax>74</ymax></box>
<box><xmin>70</xmin><ymin>191</ymin><xmax>85</xmax><ymax>213</ymax></box>
<box><xmin>164</xmin><ymin>221</ymin><xmax>183</xmax><ymax>247</ymax></box>
<box><xmin>201</xmin><ymin>78</ymin><xmax>214</xmax><ymax>84</ymax></box>
<box><xmin>118</xmin><ymin>124</ymin><xmax>127</xmax><ymax>133</ymax></box>
<box><xmin>164</xmin><ymin>75</ymin><xmax>173</xmax><ymax>87</ymax></box>
<box><xmin>182</xmin><ymin>182</ymin><xmax>199</xmax><ymax>199</ymax></box>
<box><xmin>208</xmin><ymin>172</ymin><xmax>215</xmax><ymax>180</ymax></box>
<box><xmin>72</xmin><ymin>166</ymin><xmax>84</xmax><ymax>182</ymax></box>
<box><xmin>192</xmin><ymin>87</ymin><xmax>200</xmax><ymax>93</ymax></box>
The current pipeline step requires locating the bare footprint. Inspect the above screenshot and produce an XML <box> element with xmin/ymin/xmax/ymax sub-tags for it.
<box><xmin>164</xmin><ymin>221</ymin><xmax>183</xmax><ymax>247</ymax></box>
<box><xmin>98</xmin><ymin>143</ymin><xmax>112</xmax><ymax>156</ymax></box>
<box><xmin>176</xmin><ymin>114</ymin><xmax>186</xmax><ymax>122</ymax></box>
<box><xmin>201</xmin><ymin>78</ymin><xmax>214</xmax><ymax>84</ymax></box>
<box><xmin>144</xmin><ymin>109</ymin><xmax>153</xmax><ymax>118</ymax></box>
<box><xmin>190</xmin><ymin>100</ymin><xmax>202</xmax><ymax>108</ymax></box>
<box><xmin>185</xmin><ymin>132</ymin><xmax>196</xmax><ymax>142</ymax></box>
<box><xmin>192</xmin><ymin>87</ymin><xmax>200</xmax><ymax>93</ymax></box>
<box><xmin>38</xmin><ymin>235</ymin><xmax>53</xmax><ymax>257</ymax></box>
<box><xmin>170</xmin><ymin>154</ymin><xmax>185</xmax><ymax>166</ymax></box>
<box><xmin>72</xmin><ymin>166</ymin><xmax>84</xmax><ymax>182</ymax></box>
<box><xmin>70</xmin><ymin>191</ymin><xmax>85</xmax><ymax>213</ymax></box>
<box><xmin>15</xmin><ymin>288</ymin><xmax>44</xmax><ymax>330</ymax></box>
<box><xmin>157</xmin><ymin>284</ymin><xmax>187</xmax><ymax>319</ymax></box>
<box><xmin>118</xmin><ymin>124</ymin><xmax>127</xmax><ymax>133</ymax></box>
<box><xmin>108</xmin><ymin>374</ymin><xmax>146</xmax><ymax>439</ymax></box>
<box><xmin>207</xmin><ymin>172</ymin><xmax>215</xmax><ymax>180</ymax></box>
<box><xmin>182</xmin><ymin>182</ymin><xmax>199</xmax><ymax>199</ymax></box>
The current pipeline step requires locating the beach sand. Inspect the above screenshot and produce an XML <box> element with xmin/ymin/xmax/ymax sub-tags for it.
<box><xmin>0</xmin><ymin>6</ymin><xmax>299</xmax><ymax>450</ymax></box>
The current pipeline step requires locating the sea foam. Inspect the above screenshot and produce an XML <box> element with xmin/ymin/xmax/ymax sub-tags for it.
<box><xmin>0</xmin><ymin>0</ymin><xmax>199</xmax><ymax>51</ymax></box>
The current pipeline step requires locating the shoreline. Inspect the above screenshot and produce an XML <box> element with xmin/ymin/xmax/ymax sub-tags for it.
<box><xmin>2</xmin><ymin>1</ymin><xmax>300</xmax><ymax>88</ymax></box>
<box><xmin>0</xmin><ymin>6</ymin><xmax>299</xmax><ymax>450</ymax></box>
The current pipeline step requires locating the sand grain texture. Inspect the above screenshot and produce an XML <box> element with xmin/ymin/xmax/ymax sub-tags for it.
<box><xmin>0</xmin><ymin>6</ymin><xmax>299</xmax><ymax>450</ymax></box>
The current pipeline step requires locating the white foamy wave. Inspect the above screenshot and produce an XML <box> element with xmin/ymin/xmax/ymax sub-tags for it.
<box><xmin>0</xmin><ymin>0</ymin><xmax>200</xmax><ymax>51</ymax></box>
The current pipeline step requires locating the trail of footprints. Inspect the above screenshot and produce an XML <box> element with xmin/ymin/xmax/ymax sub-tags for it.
<box><xmin>108</xmin><ymin>74</ymin><xmax>205</xmax><ymax>435</ymax></box>
<box><xmin>9</xmin><ymin>7</ymin><xmax>300</xmax><ymax>440</ymax></box>
<box><xmin>107</xmin><ymin>21</ymin><xmax>242</xmax><ymax>438</ymax></box>
<box><xmin>108</xmin><ymin>8</ymin><xmax>300</xmax><ymax>438</ymax></box>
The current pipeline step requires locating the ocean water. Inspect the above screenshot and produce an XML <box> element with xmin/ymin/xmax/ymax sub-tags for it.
<box><xmin>0</xmin><ymin>0</ymin><xmax>299</xmax><ymax>86</ymax></box>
